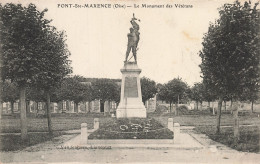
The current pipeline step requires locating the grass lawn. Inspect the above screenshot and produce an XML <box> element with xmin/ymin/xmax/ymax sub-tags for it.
<box><xmin>0</xmin><ymin>132</ymin><xmax>64</xmax><ymax>151</ymax></box>
<box><xmin>150</xmin><ymin>113</ymin><xmax>260</xmax><ymax>153</ymax></box>
<box><xmin>194</xmin><ymin>126</ymin><xmax>260</xmax><ymax>153</ymax></box>
<box><xmin>2</xmin><ymin>113</ymin><xmax>259</xmax><ymax>134</ymax></box>
<box><xmin>150</xmin><ymin>114</ymin><xmax>260</xmax><ymax>128</ymax></box>
<box><xmin>0</xmin><ymin>113</ymin><xmax>112</xmax><ymax>133</ymax></box>
<box><xmin>0</xmin><ymin>113</ymin><xmax>109</xmax><ymax>152</ymax></box>
<box><xmin>1</xmin><ymin>113</ymin><xmax>260</xmax><ymax>152</ymax></box>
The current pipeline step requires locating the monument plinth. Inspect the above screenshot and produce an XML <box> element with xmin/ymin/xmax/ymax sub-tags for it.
<box><xmin>116</xmin><ymin>62</ymin><xmax>147</xmax><ymax>118</ymax></box>
<box><xmin>116</xmin><ymin>14</ymin><xmax>146</xmax><ymax>118</ymax></box>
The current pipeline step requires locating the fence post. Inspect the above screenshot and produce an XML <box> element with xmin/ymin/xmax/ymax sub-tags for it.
<box><xmin>81</xmin><ymin>123</ymin><xmax>88</xmax><ymax>145</ymax></box>
<box><xmin>174</xmin><ymin>123</ymin><xmax>180</xmax><ymax>144</ymax></box>
<box><xmin>168</xmin><ymin>118</ymin><xmax>173</xmax><ymax>131</ymax></box>
<box><xmin>94</xmin><ymin>118</ymin><xmax>99</xmax><ymax>130</ymax></box>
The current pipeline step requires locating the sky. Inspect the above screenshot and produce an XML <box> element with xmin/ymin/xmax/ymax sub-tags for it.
<box><xmin>2</xmin><ymin>0</ymin><xmax>254</xmax><ymax>86</ymax></box>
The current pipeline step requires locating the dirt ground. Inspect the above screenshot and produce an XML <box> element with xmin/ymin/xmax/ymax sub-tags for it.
<box><xmin>1</xmin><ymin>128</ymin><xmax>260</xmax><ymax>163</ymax></box>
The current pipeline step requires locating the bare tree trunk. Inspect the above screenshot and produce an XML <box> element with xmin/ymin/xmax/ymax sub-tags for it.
<box><xmin>61</xmin><ymin>101</ymin><xmax>65</xmax><ymax>113</ymax></box>
<box><xmin>6</xmin><ymin>102</ymin><xmax>9</xmax><ymax>113</ymax></box>
<box><xmin>18</xmin><ymin>101</ymin><xmax>21</xmax><ymax>112</ymax></box>
<box><xmin>208</xmin><ymin>101</ymin><xmax>210</xmax><ymax>109</ymax></box>
<box><xmin>216</xmin><ymin>97</ymin><xmax>223</xmax><ymax>134</ymax></box>
<box><xmin>88</xmin><ymin>101</ymin><xmax>91</xmax><ymax>113</ymax></box>
<box><xmin>46</xmin><ymin>91</ymin><xmax>53</xmax><ymax>135</ymax></box>
<box><xmin>175</xmin><ymin>102</ymin><xmax>178</xmax><ymax>116</ymax></box>
<box><xmin>169</xmin><ymin>102</ymin><xmax>172</xmax><ymax>113</ymax></box>
<box><xmin>0</xmin><ymin>102</ymin><xmax>2</xmax><ymax>119</ymax></box>
<box><xmin>251</xmin><ymin>100</ymin><xmax>254</xmax><ymax>113</ymax></box>
<box><xmin>26</xmin><ymin>100</ymin><xmax>30</xmax><ymax>113</ymax></box>
<box><xmin>66</xmin><ymin>101</ymin><xmax>70</xmax><ymax>112</ymax></box>
<box><xmin>233</xmin><ymin>101</ymin><xmax>239</xmax><ymax>143</ymax></box>
<box><xmin>84</xmin><ymin>102</ymin><xmax>86</xmax><ymax>113</ymax></box>
<box><xmin>36</xmin><ymin>102</ymin><xmax>39</xmax><ymax>113</ymax></box>
<box><xmin>84</xmin><ymin>102</ymin><xmax>87</xmax><ymax>113</ymax></box>
<box><xmin>20</xmin><ymin>86</ymin><xmax>28</xmax><ymax>141</ymax></box>
<box><xmin>230</xmin><ymin>99</ymin><xmax>233</xmax><ymax>114</ymax></box>
<box><xmin>196</xmin><ymin>101</ymin><xmax>199</xmax><ymax>110</ymax></box>
<box><xmin>177</xmin><ymin>95</ymin><xmax>179</xmax><ymax>105</ymax></box>
<box><xmin>74</xmin><ymin>102</ymin><xmax>78</xmax><ymax>113</ymax></box>
<box><xmin>108</xmin><ymin>100</ymin><xmax>111</xmax><ymax>115</ymax></box>
<box><xmin>0</xmin><ymin>18</ymin><xmax>3</xmax><ymax>120</ymax></box>
<box><xmin>199</xmin><ymin>101</ymin><xmax>202</xmax><ymax>110</ymax></box>
<box><xmin>11</xmin><ymin>101</ymin><xmax>14</xmax><ymax>114</ymax></box>
<box><xmin>224</xmin><ymin>101</ymin><xmax>226</xmax><ymax>111</ymax></box>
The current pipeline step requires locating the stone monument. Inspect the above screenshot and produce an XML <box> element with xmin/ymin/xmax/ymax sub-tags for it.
<box><xmin>116</xmin><ymin>14</ymin><xmax>146</xmax><ymax>118</ymax></box>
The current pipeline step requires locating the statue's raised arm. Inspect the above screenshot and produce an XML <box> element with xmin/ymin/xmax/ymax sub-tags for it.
<box><xmin>131</xmin><ymin>13</ymin><xmax>140</xmax><ymax>31</ymax></box>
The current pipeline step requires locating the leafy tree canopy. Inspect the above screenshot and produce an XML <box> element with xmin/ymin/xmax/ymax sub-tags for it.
<box><xmin>2</xmin><ymin>80</ymin><xmax>19</xmax><ymax>103</ymax></box>
<box><xmin>140</xmin><ymin>77</ymin><xmax>157</xmax><ymax>103</ymax></box>
<box><xmin>199</xmin><ymin>0</ymin><xmax>260</xmax><ymax>99</ymax></box>
<box><xmin>92</xmin><ymin>78</ymin><xmax>120</xmax><ymax>103</ymax></box>
<box><xmin>190</xmin><ymin>82</ymin><xmax>204</xmax><ymax>103</ymax></box>
<box><xmin>158</xmin><ymin>78</ymin><xmax>189</xmax><ymax>104</ymax></box>
<box><xmin>1</xmin><ymin>3</ymin><xmax>49</xmax><ymax>86</ymax></box>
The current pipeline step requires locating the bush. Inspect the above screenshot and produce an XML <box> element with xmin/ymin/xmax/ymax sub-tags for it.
<box><xmin>177</xmin><ymin>105</ymin><xmax>189</xmax><ymax>115</ymax></box>
<box><xmin>154</xmin><ymin>105</ymin><xmax>168</xmax><ymax>113</ymax></box>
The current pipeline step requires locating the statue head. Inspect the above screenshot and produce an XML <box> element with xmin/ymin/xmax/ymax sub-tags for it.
<box><xmin>130</xmin><ymin>27</ymin><xmax>134</xmax><ymax>32</ymax></box>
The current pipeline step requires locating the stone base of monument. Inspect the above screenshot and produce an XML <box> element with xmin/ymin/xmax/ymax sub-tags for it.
<box><xmin>116</xmin><ymin>101</ymin><xmax>146</xmax><ymax>118</ymax></box>
<box><xmin>61</xmin><ymin>119</ymin><xmax>203</xmax><ymax>149</ymax></box>
<box><xmin>62</xmin><ymin>126</ymin><xmax>204</xmax><ymax>150</ymax></box>
<box><xmin>116</xmin><ymin>62</ymin><xmax>147</xmax><ymax>118</ymax></box>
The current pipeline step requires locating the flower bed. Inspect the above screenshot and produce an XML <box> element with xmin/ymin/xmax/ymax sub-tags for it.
<box><xmin>88</xmin><ymin>118</ymin><xmax>173</xmax><ymax>139</ymax></box>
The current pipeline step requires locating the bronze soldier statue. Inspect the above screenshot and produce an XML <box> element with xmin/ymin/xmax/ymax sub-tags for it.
<box><xmin>125</xmin><ymin>14</ymin><xmax>140</xmax><ymax>63</ymax></box>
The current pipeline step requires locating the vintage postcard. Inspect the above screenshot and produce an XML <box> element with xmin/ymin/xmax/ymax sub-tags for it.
<box><xmin>0</xmin><ymin>0</ymin><xmax>259</xmax><ymax>163</ymax></box>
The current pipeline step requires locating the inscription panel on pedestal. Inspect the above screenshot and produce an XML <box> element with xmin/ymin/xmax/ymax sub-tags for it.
<box><xmin>124</xmin><ymin>77</ymin><xmax>138</xmax><ymax>97</ymax></box>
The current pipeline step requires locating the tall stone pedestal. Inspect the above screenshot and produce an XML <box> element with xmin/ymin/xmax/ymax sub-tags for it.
<box><xmin>116</xmin><ymin>62</ymin><xmax>147</xmax><ymax>118</ymax></box>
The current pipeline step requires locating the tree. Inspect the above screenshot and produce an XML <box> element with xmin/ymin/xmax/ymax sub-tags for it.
<box><xmin>240</xmin><ymin>86</ymin><xmax>259</xmax><ymax>112</ymax></box>
<box><xmin>59</xmin><ymin>76</ymin><xmax>89</xmax><ymax>113</ymax></box>
<box><xmin>2</xmin><ymin>81</ymin><xmax>19</xmax><ymax>113</ymax></box>
<box><xmin>92</xmin><ymin>79</ymin><xmax>120</xmax><ymax>112</ymax></box>
<box><xmin>190</xmin><ymin>82</ymin><xmax>217</xmax><ymax>111</ymax></box>
<box><xmin>157</xmin><ymin>83</ymin><xmax>167</xmax><ymax>103</ymax></box>
<box><xmin>223</xmin><ymin>94</ymin><xmax>232</xmax><ymax>111</ymax></box>
<box><xmin>26</xmin><ymin>86</ymin><xmax>46</xmax><ymax>113</ymax></box>
<box><xmin>201</xmin><ymin>83</ymin><xmax>217</xmax><ymax>109</ymax></box>
<box><xmin>31</xmin><ymin>27</ymin><xmax>71</xmax><ymax>135</ymax></box>
<box><xmin>190</xmin><ymin>83</ymin><xmax>204</xmax><ymax>110</ymax></box>
<box><xmin>83</xmin><ymin>85</ymin><xmax>95</xmax><ymax>113</ymax></box>
<box><xmin>140</xmin><ymin>77</ymin><xmax>157</xmax><ymax>104</ymax></box>
<box><xmin>158</xmin><ymin>78</ymin><xmax>188</xmax><ymax>115</ymax></box>
<box><xmin>0</xmin><ymin>3</ymin><xmax>71</xmax><ymax>137</ymax></box>
<box><xmin>0</xmin><ymin>3</ymin><xmax>53</xmax><ymax>140</ymax></box>
<box><xmin>199</xmin><ymin>1</ymin><xmax>260</xmax><ymax>141</ymax></box>
<box><xmin>0</xmin><ymin>9</ymin><xmax>2</xmax><ymax>119</ymax></box>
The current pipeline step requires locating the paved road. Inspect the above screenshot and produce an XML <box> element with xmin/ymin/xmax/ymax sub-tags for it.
<box><xmin>1</xmin><ymin>144</ymin><xmax>259</xmax><ymax>163</ymax></box>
